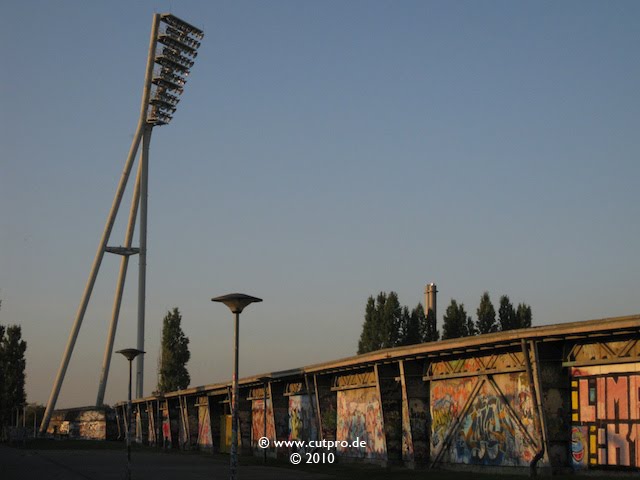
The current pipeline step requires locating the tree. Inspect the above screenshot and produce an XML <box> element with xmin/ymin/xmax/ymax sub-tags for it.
<box><xmin>0</xmin><ymin>325</ymin><xmax>27</xmax><ymax>428</ymax></box>
<box><xmin>357</xmin><ymin>292</ymin><xmax>402</xmax><ymax>354</ymax></box>
<box><xmin>380</xmin><ymin>292</ymin><xmax>402</xmax><ymax>349</ymax></box>
<box><xmin>498</xmin><ymin>295</ymin><xmax>517</xmax><ymax>331</ymax></box>
<box><xmin>399</xmin><ymin>304</ymin><xmax>429</xmax><ymax>346</ymax></box>
<box><xmin>465</xmin><ymin>314</ymin><xmax>478</xmax><ymax>337</ymax></box>
<box><xmin>422</xmin><ymin>307</ymin><xmax>440</xmax><ymax>342</ymax></box>
<box><xmin>442</xmin><ymin>299</ymin><xmax>468</xmax><ymax>340</ymax></box>
<box><xmin>157</xmin><ymin>308</ymin><xmax>190</xmax><ymax>393</ymax></box>
<box><xmin>358</xmin><ymin>296</ymin><xmax>378</xmax><ymax>354</ymax></box>
<box><xmin>476</xmin><ymin>292</ymin><xmax>498</xmax><ymax>334</ymax></box>
<box><xmin>516</xmin><ymin>303</ymin><xmax>532</xmax><ymax>329</ymax></box>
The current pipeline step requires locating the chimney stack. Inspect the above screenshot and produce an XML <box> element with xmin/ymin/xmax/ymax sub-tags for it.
<box><xmin>424</xmin><ymin>283</ymin><xmax>437</xmax><ymax>319</ymax></box>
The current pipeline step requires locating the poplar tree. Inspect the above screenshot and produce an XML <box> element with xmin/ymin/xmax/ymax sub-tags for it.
<box><xmin>498</xmin><ymin>295</ymin><xmax>517</xmax><ymax>331</ymax></box>
<box><xmin>357</xmin><ymin>292</ymin><xmax>402</xmax><ymax>354</ymax></box>
<box><xmin>516</xmin><ymin>303</ymin><xmax>533</xmax><ymax>329</ymax></box>
<box><xmin>0</xmin><ymin>325</ymin><xmax>27</xmax><ymax>427</ymax></box>
<box><xmin>157</xmin><ymin>308</ymin><xmax>191</xmax><ymax>393</ymax></box>
<box><xmin>442</xmin><ymin>299</ymin><xmax>467</xmax><ymax>340</ymax></box>
<box><xmin>476</xmin><ymin>292</ymin><xmax>498</xmax><ymax>334</ymax></box>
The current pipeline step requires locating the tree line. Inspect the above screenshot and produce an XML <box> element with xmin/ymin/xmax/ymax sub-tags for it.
<box><xmin>358</xmin><ymin>291</ymin><xmax>532</xmax><ymax>354</ymax></box>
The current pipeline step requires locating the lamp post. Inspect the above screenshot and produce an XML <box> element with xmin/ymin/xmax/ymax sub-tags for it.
<box><xmin>212</xmin><ymin>294</ymin><xmax>262</xmax><ymax>480</ymax></box>
<box><xmin>117</xmin><ymin>348</ymin><xmax>145</xmax><ymax>480</ymax></box>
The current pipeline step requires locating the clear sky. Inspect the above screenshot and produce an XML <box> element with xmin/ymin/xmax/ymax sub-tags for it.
<box><xmin>1</xmin><ymin>0</ymin><xmax>638</xmax><ymax>409</ymax></box>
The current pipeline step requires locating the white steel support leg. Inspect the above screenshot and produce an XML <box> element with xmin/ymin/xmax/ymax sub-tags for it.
<box><xmin>96</xmin><ymin>157</ymin><xmax>143</xmax><ymax>406</ymax></box>
<box><xmin>136</xmin><ymin>124</ymin><xmax>152</xmax><ymax>398</ymax></box>
<box><xmin>39</xmin><ymin>127</ymin><xmax>143</xmax><ymax>434</ymax></box>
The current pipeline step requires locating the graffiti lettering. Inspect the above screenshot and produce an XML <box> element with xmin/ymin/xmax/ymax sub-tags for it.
<box><xmin>571</xmin><ymin>367</ymin><xmax>640</xmax><ymax>469</ymax></box>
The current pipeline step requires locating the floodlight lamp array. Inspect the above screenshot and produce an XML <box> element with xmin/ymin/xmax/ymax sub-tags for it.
<box><xmin>147</xmin><ymin>14</ymin><xmax>203</xmax><ymax>126</ymax></box>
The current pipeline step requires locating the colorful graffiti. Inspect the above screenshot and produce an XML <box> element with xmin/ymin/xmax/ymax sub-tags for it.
<box><xmin>161</xmin><ymin>407</ymin><xmax>171</xmax><ymax>449</ymax></box>
<box><xmin>431</xmin><ymin>373</ymin><xmax>538</xmax><ymax>467</ymax></box>
<box><xmin>251</xmin><ymin>399</ymin><xmax>275</xmax><ymax>450</ymax></box>
<box><xmin>571</xmin><ymin>426</ymin><xmax>587</xmax><ymax>467</ymax></box>
<box><xmin>135</xmin><ymin>409</ymin><xmax>143</xmax><ymax>443</ymax></box>
<box><xmin>401</xmin><ymin>392</ymin><xmax>413</xmax><ymax>462</ymax></box>
<box><xmin>571</xmin><ymin>364</ymin><xmax>640</xmax><ymax>468</ymax></box>
<box><xmin>430</xmin><ymin>377</ymin><xmax>477</xmax><ymax>456</ymax></box>
<box><xmin>288</xmin><ymin>395</ymin><xmax>317</xmax><ymax>443</ymax></box>
<box><xmin>336</xmin><ymin>387</ymin><xmax>386</xmax><ymax>459</ymax></box>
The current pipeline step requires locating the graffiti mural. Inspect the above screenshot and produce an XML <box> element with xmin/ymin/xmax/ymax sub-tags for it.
<box><xmin>288</xmin><ymin>395</ymin><xmax>317</xmax><ymax>443</ymax></box>
<box><xmin>571</xmin><ymin>363</ymin><xmax>640</xmax><ymax>469</ymax></box>
<box><xmin>251</xmin><ymin>398</ymin><xmax>275</xmax><ymax>450</ymax></box>
<box><xmin>336</xmin><ymin>387</ymin><xmax>386</xmax><ymax>459</ymax></box>
<box><xmin>431</xmin><ymin>373</ymin><xmax>539</xmax><ymax>467</ymax></box>
<box><xmin>161</xmin><ymin>406</ymin><xmax>172</xmax><ymax>449</ymax></box>
<box><xmin>430</xmin><ymin>377</ymin><xmax>477</xmax><ymax>456</ymax></box>
<box><xmin>401</xmin><ymin>393</ymin><xmax>413</xmax><ymax>462</ymax></box>
<box><xmin>135</xmin><ymin>409</ymin><xmax>143</xmax><ymax>443</ymax></box>
<box><xmin>571</xmin><ymin>426</ymin><xmax>588</xmax><ymax>468</ymax></box>
<box><xmin>197</xmin><ymin>399</ymin><xmax>213</xmax><ymax>449</ymax></box>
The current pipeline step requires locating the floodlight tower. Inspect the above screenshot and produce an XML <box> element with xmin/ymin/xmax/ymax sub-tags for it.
<box><xmin>40</xmin><ymin>14</ymin><xmax>203</xmax><ymax>435</ymax></box>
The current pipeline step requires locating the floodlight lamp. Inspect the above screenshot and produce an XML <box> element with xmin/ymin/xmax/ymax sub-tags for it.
<box><xmin>150</xmin><ymin>98</ymin><xmax>177</xmax><ymax>113</ymax></box>
<box><xmin>152</xmin><ymin>76</ymin><xmax>184</xmax><ymax>93</ymax></box>
<box><xmin>165</xmin><ymin>26</ymin><xmax>202</xmax><ymax>49</ymax></box>
<box><xmin>160</xmin><ymin>14</ymin><xmax>204</xmax><ymax>40</ymax></box>
<box><xmin>155</xmin><ymin>91</ymin><xmax>180</xmax><ymax>105</ymax></box>
<box><xmin>156</xmin><ymin>55</ymin><xmax>190</xmax><ymax>74</ymax></box>
<box><xmin>161</xmin><ymin>48</ymin><xmax>195</xmax><ymax>68</ymax></box>
<box><xmin>158</xmin><ymin>34</ymin><xmax>197</xmax><ymax>57</ymax></box>
<box><xmin>158</xmin><ymin>69</ymin><xmax>186</xmax><ymax>86</ymax></box>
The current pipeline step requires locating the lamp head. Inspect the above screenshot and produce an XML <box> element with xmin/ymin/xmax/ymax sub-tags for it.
<box><xmin>212</xmin><ymin>293</ymin><xmax>263</xmax><ymax>314</ymax></box>
<box><xmin>116</xmin><ymin>348</ymin><xmax>146</xmax><ymax>361</ymax></box>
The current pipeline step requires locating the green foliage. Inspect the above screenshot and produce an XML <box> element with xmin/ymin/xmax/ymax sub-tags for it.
<box><xmin>442</xmin><ymin>299</ymin><xmax>468</xmax><ymax>340</ymax></box>
<box><xmin>358</xmin><ymin>292</ymin><xmax>402</xmax><ymax>354</ymax></box>
<box><xmin>516</xmin><ymin>303</ymin><xmax>532</xmax><ymax>329</ymax></box>
<box><xmin>497</xmin><ymin>295</ymin><xmax>533</xmax><ymax>331</ymax></box>
<box><xmin>423</xmin><ymin>307</ymin><xmax>440</xmax><ymax>342</ymax></box>
<box><xmin>0</xmin><ymin>324</ymin><xmax>27</xmax><ymax>427</ymax></box>
<box><xmin>398</xmin><ymin>304</ymin><xmax>429</xmax><ymax>346</ymax></box>
<box><xmin>157</xmin><ymin>308</ymin><xmax>191</xmax><ymax>393</ymax></box>
<box><xmin>358</xmin><ymin>294</ymin><xmax>439</xmax><ymax>354</ymax></box>
<box><xmin>498</xmin><ymin>295</ymin><xmax>517</xmax><ymax>331</ymax></box>
<box><xmin>476</xmin><ymin>292</ymin><xmax>498</xmax><ymax>334</ymax></box>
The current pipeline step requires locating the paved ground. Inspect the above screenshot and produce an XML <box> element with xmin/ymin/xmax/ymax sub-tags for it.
<box><xmin>0</xmin><ymin>445</ymin><xmax>333</xmax><ymax>480</ymax></box>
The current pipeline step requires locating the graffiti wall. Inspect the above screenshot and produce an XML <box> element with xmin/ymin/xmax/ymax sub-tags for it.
<box><xmin>251</xmin><ymin>399</ymin><xmax>275</xmax><ymax>450</ymax></box>
<box><xmin>135</xmin><ymin>408</ymin><xmax>143</xmax><ymax>443</ymax></box>
<box><xmin>430</xmin><ymin>377</ymin><xmax>477</xmax><ymax>458</ymax></box>
<box><xmin>431</xmin><ymin>373</ymin><xmax>540</xmax><ymax>467</ymax></box>
<box><xmin>197</xmin><ymin>398</ymin><xmax>213</xmax><ymax>449</ymax></box>
<box><xmin>409</xmin><ymin>398</ymin><xmax>429</xmax><ymax>461</ymax></box>
<box><xmin>336</xmin><ymin>387</ymin><xmax>387</xmax><ymax>459</ymax></box>
<box><xmin>571</xmin><ymin>363</ymin><xmax>640</xmax><ymax>469</ymax></box>
<box><xmin>161</xmin><ymin>406</ymin><xmax>172</xmax><ymax>449</ymax></box>
<box><xmin>288</xmin><ymin>395</ymin><xmax>317</xmax><ymax>443</ymax></box>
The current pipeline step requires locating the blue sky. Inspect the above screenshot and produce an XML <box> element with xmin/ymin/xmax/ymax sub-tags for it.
<box><xmin>1</xmin><ymin>0</ymin><xmax>638</xmax><ymax>408</ymax></box>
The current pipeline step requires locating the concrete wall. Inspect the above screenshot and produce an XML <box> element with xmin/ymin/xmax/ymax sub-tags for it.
<box><xmin>113</xmin><ymin>315</ymin><xmax>639</xmax><ymax>475</ymax></box>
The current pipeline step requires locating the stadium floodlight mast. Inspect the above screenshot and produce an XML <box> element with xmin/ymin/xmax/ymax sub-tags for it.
<box><xmin>39</xmin><ymin>13</ymin><xmax>203</xmax><ymax>435</ymax></box>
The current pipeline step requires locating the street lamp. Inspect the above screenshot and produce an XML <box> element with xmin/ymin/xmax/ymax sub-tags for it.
<box><xmin>117</xmin><ymin>348</ymin><xmax>145</xmax><ymax>480</ymax></box>
<box><xmin>212</xmin><ymin>294</ymin><xmax>262</xmax><ymax>480</ymax></box>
